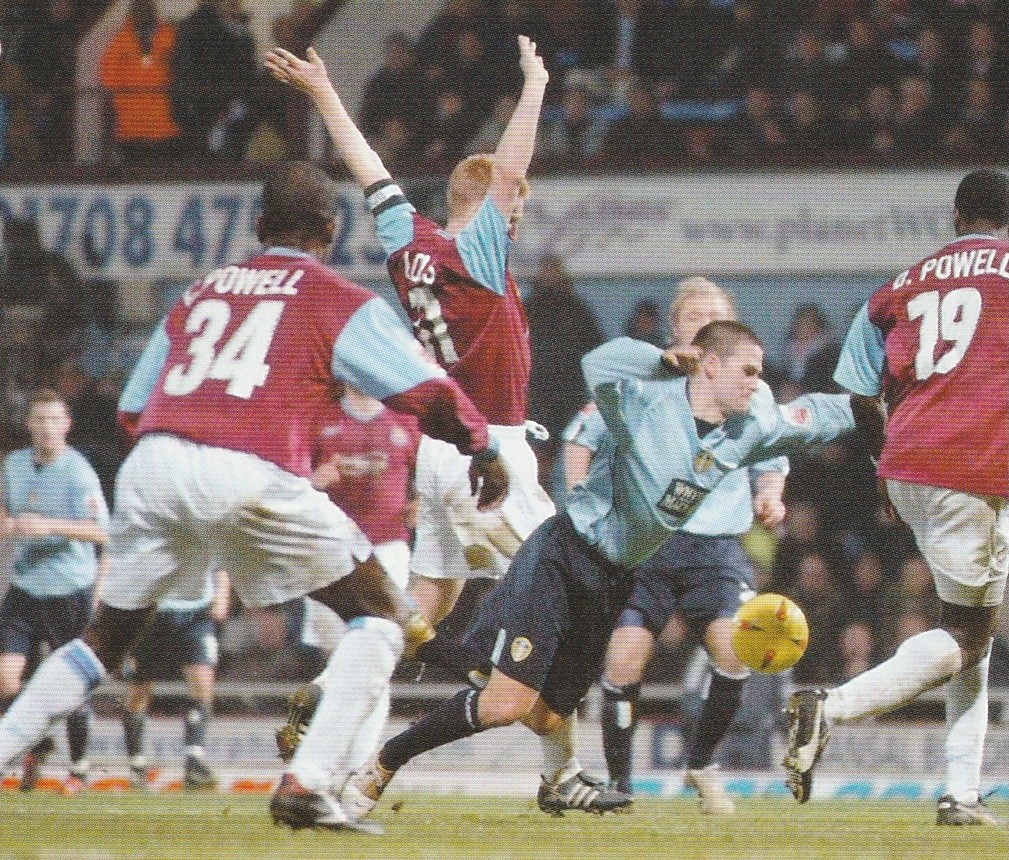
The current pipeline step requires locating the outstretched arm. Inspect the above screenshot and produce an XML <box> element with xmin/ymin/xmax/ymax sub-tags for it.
<box><xmin>265</xmin><ymin>46</ymin><xmax>389</xmax><ymax>190</ymax></box>
<box><xmin>488</xmin><ymin>35</ymin><xmax>549</xmax><ymax>215</ymax></box>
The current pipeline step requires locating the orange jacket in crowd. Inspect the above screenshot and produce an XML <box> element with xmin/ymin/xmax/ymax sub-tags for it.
<box><xmin>98</xmin><ymin>15</ymin><xmax>181</xmax><ymax>143</ymax></box>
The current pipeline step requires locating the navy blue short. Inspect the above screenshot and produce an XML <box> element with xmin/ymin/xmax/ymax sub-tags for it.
<box><xmin>621</xmin><ymin>532</ymin><xmax>755</xmax><ymax>637</ymax></box>
<box><xmin>465</xmin><ymin>514</ymin><xmax>634</xmax><ymax>718</ymax></box>
<box><xmin>0</xmin><ymin>585</ymin><xmax>94</xmax><ymax>657</ymax></box>
<box><xmin>123</xmin><ymin>608</ymin><xmax>218</xmax><ymax>682</ymax></box>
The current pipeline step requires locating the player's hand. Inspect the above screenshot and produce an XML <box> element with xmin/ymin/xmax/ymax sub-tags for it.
<box><xmin>265</xmin><ymin>46</ymin><xmax>332</xmax><ymax>97</ymax></box>
<box><xmin>310</xmin><ymin>457</ymin><xmax>341</xmax><ymax>490</ymax></box>
<box><xmin>876</xmin><ymin>478</ymin><xmax>902</xmax><ymax>526</ymax></box>
<box><xmin>517</xmin><ymin>35</ymin><xmax>548</xmax><ymax>85</ymax></box>
<box><xmin>753</xmin><ymin>491</ymin><xmax>786</xmax><ymax>528</ymax></box>
<box><xmin>661</xmin><ymin>345</ymin><xmax>701</xmax><ymax>375</ymax></box>
<box><xmin>468</xmin><ymin>454</ymin><xmax>509</xmax><ymax>511</ymax></box>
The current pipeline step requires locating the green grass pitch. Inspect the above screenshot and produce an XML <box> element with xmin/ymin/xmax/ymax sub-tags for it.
<box><xmin>0</xmin><ymin>793</ymin><xmax>1005</xmax><ymax>860</ymax></box>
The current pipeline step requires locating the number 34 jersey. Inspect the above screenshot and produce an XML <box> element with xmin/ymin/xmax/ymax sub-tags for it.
<box><xmin>375</xmin><ymin>195</ymin><xmax>531</xmax><ymax>427</ymax></box>
<box><xmin>119</xmin><ymin>248</ymin><xmax>488</xmax><ymax>479</ymax></box>
<box><xmin>835</xmin><ymin>233</ymin><xmax>1008</xmax><ymax>497</ymax></box>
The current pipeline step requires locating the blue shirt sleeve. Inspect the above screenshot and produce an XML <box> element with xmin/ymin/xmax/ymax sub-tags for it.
<box><xmin>582</xmin><ymin>337</ymin><xmax>671</xmax><ymax>397</ymax></box>
<box><xmin>332</xmin><ymin>296</ymin><xmax>444</xmax><ymax>399</ymax></box>
<box><xmin>374</xmin><ymin>200</ymin><xmax>417</xmax><ymax>256</ymax></box>
<box><xmin>833</xmin><ymin>302</ymin><xmax>885</xmax><ymax>396</ymax></box>
<box><xmin>455</xmin><ymin>198</ymin><xmax>511</xmax><ymax>295</ymax></box>
<box><xmin>119</xmin><ymin>321</ymin><xmax>170</xmax><ymax>413</ymax></box>
<box><xmin>564</xmin><ymin>408</ymin><xmax>607</xmax><ymax>451</ymax></box>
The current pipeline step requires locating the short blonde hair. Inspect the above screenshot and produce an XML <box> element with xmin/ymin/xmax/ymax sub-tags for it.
<box><xmin>447</xmin><ymin>154</ymin><xmax>529</xmax><ymax>218</ymax></box>
<box><xmin>670</xmin><ymin>276</ymin><xmax>738</xmax><ymax>326</ymax></box>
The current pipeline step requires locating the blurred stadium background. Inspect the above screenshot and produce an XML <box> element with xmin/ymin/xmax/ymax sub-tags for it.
<box><xmin>0</xmin><ymin>0</ymin><xmax>1007</xmax><ymax>808</ymax></box>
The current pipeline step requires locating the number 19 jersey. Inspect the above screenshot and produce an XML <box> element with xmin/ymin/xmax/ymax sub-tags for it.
<box><xmin>835</xmin><ymin>234</ymin><xmax>1009</xmax><ymax>497</ymax></box>
<box><xmin>371</xmin><ymin>187</ymin><xmax>531</xmax><ymax>427</ymax></box>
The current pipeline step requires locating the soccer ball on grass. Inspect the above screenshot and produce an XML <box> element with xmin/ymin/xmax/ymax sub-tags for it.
<box><xmin>730</xmin><ymin>593</ymin><xmax>809</xmax><ymax>673</ymax></box>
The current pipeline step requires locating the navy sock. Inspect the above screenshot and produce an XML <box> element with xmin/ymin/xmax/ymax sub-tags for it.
<box><xmin>66</xmin><ymin>707</ymin><xmax>91</xmax><ymax>767</ymax></box>
<box><xmin>123</xmin><ymin>711</ymin><xmax>146</xmax><ymax>758</ymax></box>
<box><xmin>184</xmin><ymin>699</ymin><xmax>210</xmax><ymax>749</ymax></box>
<box><xmin>380</xmin><ymin>688</ymin><xmax>482</xmax><ymax>772</ymax></box>
<box><xmin>686</xmin><ymin>671</ymin><xmax>745</xmax><ymax>769</ymax></box>
<box><xmin>601</xmin><ymin>680</ymin><xmax>640</xmax><ymax>794</ymax></box>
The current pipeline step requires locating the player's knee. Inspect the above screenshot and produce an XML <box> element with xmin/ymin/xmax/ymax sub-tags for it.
<box><xmin>476</xmin><ymin>683</ymin><xmax>537</xmax><ymax>728</ymax></box>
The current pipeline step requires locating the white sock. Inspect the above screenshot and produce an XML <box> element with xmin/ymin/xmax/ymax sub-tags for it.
<box><xmin>348</xmin><ymin>685</ymin><xmax>390</xmax><ymax>773</ymax></box>
<box><xmin>540</xmin><ymin>712</ymin><xmax>580</xmax><ymax>783</ymax></box>
<box><xmin>824</xmin><ymin>629</ymin><xmax>962</xmax><ymax>723</ymax></box>
<box><xmin>290</xmin><ymin>617</ymin><xmax>402</xmax><ymax>794</ymax></box>
<box><xmin>944</xmin><ymin>641</ymin><xmax>991</xmax><ymax>805</ymax></box>
<box><xmin>0</xmin><ymin>640</ymin><xmax>105</xmax><ymax>766</ymax></box>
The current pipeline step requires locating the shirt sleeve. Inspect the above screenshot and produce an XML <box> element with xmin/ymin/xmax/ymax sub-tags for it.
<box><xmin>71</xmin><ymin>463</ymin><xmax>110</xmax><ymax>530</ymax></box>
<box><xmin>454</xmin><ymin>198</ymin><xmax>511</xmax><ymax>295</ymax></box>
<box><xmin>119</xmin><ymin>320</ymin><xmax>171</xmax><ymax>413</ymax></box>
<box><xmin>581</xmin><ymin>337</ymin><xmax>672</xmax><ymax>397</ymax></box>
<box><xmin>833</xmin><ymin>302</ymin><xmax>885</xmax><ymax>396</ymax></box>
<box><xmin>373</xmin><ymin>199</ymin><xmax>417</xmax><ymax>257</ymax></box>
<box><xmin>563</xmin><ymin>407</ymin><xmax>607</xmax><ymax>452</ymax></box>
<box><xmin>743</xmin><ymin>392</ymin><xmax>856</xmax><ymax>466</ymax></box>
<box><xmin>332</xmin><ymin>296</ymin><xmax>445</xmax><ymax>399</ymax></box>
<box><xmin>749</xmin><ymin>455</ymin><xmax>790</xmax><ymax>478</ymax></box>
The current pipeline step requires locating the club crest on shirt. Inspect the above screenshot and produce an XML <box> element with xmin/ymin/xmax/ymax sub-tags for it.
<box><xmin>510</xmin><ymin>636</ymin><xmax>533</xmax><ymax>663</ymax></box>
<box><xmin>657</xmin><ymin>479</ymin><xmax>709</xmax><ymax>519</ymax></box>
<box><xmin>390</xmin><ymin>427</ymin><xmax>411</xmax><ymax>447</ymax></box>
<box><xmin>693</xmin><ymin>449</ymin><xmax>715</xmax><ymax>473</ymax></box>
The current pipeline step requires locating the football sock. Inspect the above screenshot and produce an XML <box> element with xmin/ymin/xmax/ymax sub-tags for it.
<box><xmin>686</xmin><ymin>669</ymin><xmax>747</xmax><ymax>769</ymax></box>
<box><xmin>123</xmin><ymin>711</ymin><xmax>146</xmax><ymax>760</ymax></box>
<box><xmin>0</xmin><ymin>640</ymin><xmax>105</xmax><ymax>767</ymax></box>
<box><xmin>600</xmin><ymin>679</ymin><xmax>639</xmax><ymax>793</ymax></box>
<box><xmin>184</xmin><ymin>699</ymin><xmax>210</xmax><ymax>755</ymax></box>
<box><xmin>539</xmin><ymin>712</ymin><xmax>579</xmax><ymax>783</ymax></box>
<box><xmin>380</xmin><ymin>687</ymin><xmax>482</xmax><ymax>772</ymax></box>
<box><xmin>290</xmin><ymin>617</ymin><xmax>402</xmax><ymax>793</ymax></box>
<box><xmin>824</xmin><ymin>628</ymin><xmax>962</xmax><ymax>723</ymax></box>
<box><xmin>944</xmin><ymin>640</ymin><xmax>991</xmax><ymax>805</ymax></box>
<box><xmin>66</xmin><ymin>706</ymin><xmax>91</xmax><ymax>766</ymax></box>
<box><xmin>414</xmin><ymin>634</ymin><xmax>490</xmax><ymax>683</ymax></box>
<box><xmin>349</xmin><ymin>685</ymin><xmax>390</xmax><ymax>773</ymax></box>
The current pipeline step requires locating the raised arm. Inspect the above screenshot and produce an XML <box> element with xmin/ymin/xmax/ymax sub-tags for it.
<box><xmin>265</xmin><ymin>46</ymin><xmax>390</xmax><ymax>190</ymax></box>
<box><xmin>487</xmin><ymin>35</ymin><xmax>549</xmax><ymax>215</ymax></box>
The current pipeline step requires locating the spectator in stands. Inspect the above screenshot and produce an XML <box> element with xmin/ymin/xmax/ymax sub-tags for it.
<box><xmin>779</xmin><ymin>25</ymin><xmax>843</xmax><ymax>105</ymax></box>
<box><xmin>843</xmin><ymin>82</ymin><xmax>898</xmax><ymax>162</ymax></box>
<box><xmin>892</xmin><ymin>75</ymin><xmax>939</xmax><ymax>162</ymax></box>
<box><xmin>832</xmin><ymin>15</ymin><xmax>899</xmax><ymax>109</ymax></box>
<box><xmin>899</xmin><ymin>24</ymin><xmax>957</xmax><ymax>117</ymax></box>
<box><xmin>171</xmin><ymin>0</ymin><xmax>259</xmax><ymax>160</ymax></box>
<box><xmin>466</xmin><ymin>93</ymin><xmax>520</xmax><ymax>156</ymax></box>
<box><xmin>368</xmin><ymin>117</ymin><xmax>419</xmax><ymax>177</ymax></box>
<box><xmin>0</xmin><ymin>43</ymin><xmax>42</xmax><ymax>166</ymax></box>
<box><xmin>578</xmin><ymin>0</ymin><xmax>672</xmax><ymax>84</ymax></box>
<box><xmin>599</xmin><ymin>77</ymin><xmax>679</xmax><ymax>167</ymax></box>
<box><xmin>414</xmin><ymin>0</ymin><xmax>487</xmax><ymax>83</ymax></box>
<box><xmin>776</xmin><ymin>303</ymin><xmax>835</xmax><ymax>396</ymax></box>
<box><xmin>536</xmin><ymin>84</ymin><xmax>607</xmax><ymax>162</ymax></box>
<box><xmin>788</xmin><ymin>551</ymin><xmax>851</xmax><ymax>683</ymax></box>
<box><xmin>724</xmin><ymin>84</ymin><xmax>788</xmax><ymax>162</ymax></box>
<box><xmin>837</xmin><ymin>621</ymin><xmax>876</xmax><ymax>680</ymax></box>
<box><xmin>784</xmin><ymin>89</ymin><xmax>838</xmax><ymax>163</ymax></box>
<box><xmin>939</xmin><ymin>77</ymin><xmax>999</xmax><ymax>163</ymax></box>
<box><xmin>417</xmin><ymin>88</ymin><xmax>478</xmax><ymax>174</ymax></box>
<box><xmin>98</xmin><ymin>0</ymin><xmax>181</xmax><ymax>164</ymax></box>
<box><xmin>624</xmin><ymin>297</ymin><xmax>664</xmax><ymax>346</ymax></box>
<box><xmin>525</xmin><ymin>254</ymin><xmax>604</xmax><ymax>495</ymax></box>
<box><xmin>358</xmin><ymin>32</ymin><xmax>431</xmax><ymax>141</ymax></box>
<box><xmin>12</xmin><ymin>0</ymin><xmax>77</xmax><ymax>159</ymax></box>
<box><xmin>707</xmin><ymin>0</ymin><xmax>780</xmax><ymax>99</ymax></box>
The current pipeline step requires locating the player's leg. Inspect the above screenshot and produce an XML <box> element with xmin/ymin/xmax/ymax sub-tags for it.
<box><xmin>182</xmin><ymin>662</ymin><xmax>218</xmax><ymax>789</ymax></box>
<box><xmin>786</xmin><ymin>484</ymin><xmax>1007</xmax><ymax>810</ymax></box>
<box><xmin>599</xmin><ymin>619</ymin><xmax>655</xmax><ymax>794</ymax></box>
<box><xmin>407</xmin><ymin>575</ymin><xmax>466</xmax><ymax>627</ymax></box>
<box><xmin>123</xmin><ymin>679</ymin><xmax>153</xmax><ymax>788</ymax></box>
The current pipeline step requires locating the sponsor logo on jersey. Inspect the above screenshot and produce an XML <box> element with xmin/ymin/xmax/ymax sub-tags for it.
<box><xmin>390</xmin><ymin>426</ymin><xmax>411</xmax><ymax>447</ymax></box>
<box><xmin>656</xmin><ymin>479</ymin><xmax>709</xmax><ymax>519</ymax></box>
<box><xmin>693</xmin><ymin>450</ymin><xmax>715</xmax><ymax>472</ymax></box>
<box><xmin>510</xmin><ymin>637</ymin><xmax>533</xmax><ymax>663</ymax></box>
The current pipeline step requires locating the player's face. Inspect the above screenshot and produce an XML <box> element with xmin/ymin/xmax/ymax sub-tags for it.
<box><xmin>27</xmin><ymin>401</ymin><xmax>72</xmax><ymax>456</ymax></box>
<box><xmin>711</xmin><ymin>342</ymin><xmax>764</xmax><ymax>416</ymax></box>
<box><xmin>672</xmin><ymin>294</ymin><xmax>735</xmax><ymax>347</ymax></box>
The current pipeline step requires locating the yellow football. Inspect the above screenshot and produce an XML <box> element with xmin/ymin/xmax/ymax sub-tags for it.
<box><xmin>731</xmin><ymin>593</ymin><xmax>809</xmax><ymax>673</ymax></box>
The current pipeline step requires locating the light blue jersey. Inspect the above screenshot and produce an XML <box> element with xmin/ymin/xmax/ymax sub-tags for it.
<box><xmin>832</xmin><ymin>302</ymin><xmax>886</xmax><ymax>397</ymax></box>
<box><xmin>568</xmin><ymin>338</ymin><xmax>855</xmax><ymax>568</ymax></box>
<box><xmin>567</xmin><ymin>408</ymin><xmax>788</xmax><ymax>537</ymax></box>
<box><xmin>2</xmin><ymin>448</ymin><xmax>109</xmax><ymax>597</ymax></box>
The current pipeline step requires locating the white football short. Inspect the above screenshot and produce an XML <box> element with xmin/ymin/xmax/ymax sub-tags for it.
<box><xmin>301</xmin><ymin>540</ymin><xmax>410</xmax><ymax>650</ymax></box>
<box><xmin>103</xmin><ymin>434</ymin><xmax>372</xmax><ymax>611</ymax></box>
<box><xmin>411</xmin><ymin>424</ymin><xmax>556</xmax><ymax>581</ymax></box>
<box><xmin>886</xmin><ymin>479</ymin><xmax>1008</xmax><ymax>607</ymax></box>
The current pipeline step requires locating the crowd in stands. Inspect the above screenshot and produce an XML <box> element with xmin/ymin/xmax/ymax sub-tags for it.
<box><xmin>1</xmin><ymin>0</ymin><xmax>1008</xmax><ymax>172</ymax></box>
<box><xmin>1</xmin><ymin>0</ymin><xmax>1007</xmax><ymax>694</ymax></box>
